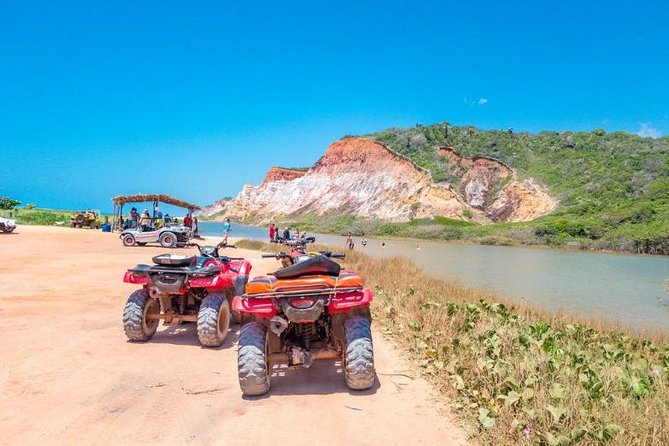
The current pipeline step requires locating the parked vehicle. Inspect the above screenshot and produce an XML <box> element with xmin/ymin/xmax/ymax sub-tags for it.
<box><xmin>70</xmin><ymin>210</ymin><xmax>101</xmax><ymax>229</ymax></box>
<box><xmin>232</xmin><ymin>243</ymin><xmax>375</xmax><ymax>395</ymax></box>
<box><xmin>120</xmin><ymin>223</ymin><xmax>191</xmax><ymax>248</ymax></box>
<box><xmin>0</xmin><ymin>216</ymin><xmax>17</xmax><ymax>233</ymax></box>
<box><xmin>122</xmin><ymin>242</ymin><xmax>251</xmax><ymax>347</ymax></box>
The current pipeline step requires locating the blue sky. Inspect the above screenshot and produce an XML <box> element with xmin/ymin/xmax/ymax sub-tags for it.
<box><xmin>1</xmin><ymin>0</ymin><xmax>667</xmax><ymax>211</ymax></box>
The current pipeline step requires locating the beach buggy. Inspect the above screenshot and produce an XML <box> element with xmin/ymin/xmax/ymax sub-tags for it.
<box><xmin>233</xmin><ymin>240</ymin><xmax>375</xmax><ymax>395</ymax></box>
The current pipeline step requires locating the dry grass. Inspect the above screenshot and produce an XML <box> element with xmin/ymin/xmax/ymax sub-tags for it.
<box><xmin>238</xmin><ymin>240</ymin><xmax>669</xmax><ymax>446</ymax></box>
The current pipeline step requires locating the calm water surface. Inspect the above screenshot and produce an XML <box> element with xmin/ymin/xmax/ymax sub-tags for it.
<box><xmin>200</xmin><ymin>221</ymin><xmax>669</xmax><ymax>332</ymax></box>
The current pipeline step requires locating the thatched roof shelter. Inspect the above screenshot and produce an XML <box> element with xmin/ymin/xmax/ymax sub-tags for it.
<box><xmin>112</xmin><ymin>194</ymin><xmax>201</xmax><ymax>210</ymax></box>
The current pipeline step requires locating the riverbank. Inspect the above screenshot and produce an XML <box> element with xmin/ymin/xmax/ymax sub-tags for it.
<box><xmin>209</xmin><ymin>211</ymin><xmax>669</xmax><ymax>256</ymax></box>
<box><xmin>238</xmin><ymin>239</ymin><xmax>669</xmax><ymax>446</ymax></box>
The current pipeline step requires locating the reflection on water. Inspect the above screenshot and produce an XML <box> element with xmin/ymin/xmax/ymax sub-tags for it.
<box><xmin>201</xmin><ymin>221</ymin><xmax>669</xmax><ymax>332</ymax></box>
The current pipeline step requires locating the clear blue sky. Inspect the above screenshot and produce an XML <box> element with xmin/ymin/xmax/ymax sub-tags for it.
<box><xmin>1</xmin><ymin>0</ymin><xmax>667</xmax><ymax>211</ymax></box>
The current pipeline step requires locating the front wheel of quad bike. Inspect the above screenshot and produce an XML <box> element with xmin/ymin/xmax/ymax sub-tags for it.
<box><xmin>159</xmin><ymin>231</ymin><xmax>177</xmax><ymax>248</ymax></box>
<box><xmin>344</xmin><ymin>316</ymin><xmax>375</xmax><ymax>390</ymax></box>
<box><xmin>123</xmin><ymin>290</ymin><xmax>160</xmax><ymax>342</ymax></box>
<box><xmin>197</xmin><ymin>293</ymin><xmax>231</xmax><ymax>347</ymax></box>
<box><xmin>122</xmin><ymin>234</ymin><xmax>136</xmax><ymax>246</ymax></box>
<box><xmin>75</xmin><ymin>214</ymin><xmax>85</xmax><ymax>225</ymax></box>
<box><xmin>237</xmin><ymin>322</ymin><xmax>270</xmax><ymax>396</ymax></box>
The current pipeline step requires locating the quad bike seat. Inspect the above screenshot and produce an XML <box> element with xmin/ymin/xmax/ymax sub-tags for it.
<box><xmin>273</xmin><ymin>254</ymin><xmax>341</xmax><ymax>279</ymax></box>
<box><xmin>152</xmin><ymin>254</ymin><xmax>196</xmax><ymax>267</ymax></box>
<box><xmin>245</xmin><ymin>270</ymin><xmax>364</xmax><ymax>295</ymax></box>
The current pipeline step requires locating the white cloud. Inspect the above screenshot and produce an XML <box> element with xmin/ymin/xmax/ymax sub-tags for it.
<box><xmin>637</xmin><ymin>122</ymin><xmax>662</xmax><ymax>139</ymax></box>
<box><xmin>478</xmin><ymin>98</ymin><xmax>488</xmax><ymax>105</ymax></box>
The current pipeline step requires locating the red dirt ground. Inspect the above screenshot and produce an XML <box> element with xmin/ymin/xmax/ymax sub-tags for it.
<box><xmin>0</xmin><ymin>225</ymin><xmax>468</xmax><ymax>445</ymax></box>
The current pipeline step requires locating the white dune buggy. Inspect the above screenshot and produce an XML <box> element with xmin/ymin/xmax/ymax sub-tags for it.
<box><xmin>120</xmin><ymin>224</ymin><xmax>191</xmax><ymax>248</ymax></box>
<box><xmin>0</xmin><ymin>216</ymin><xmax>17</xmax><ymax>233</ymax></box>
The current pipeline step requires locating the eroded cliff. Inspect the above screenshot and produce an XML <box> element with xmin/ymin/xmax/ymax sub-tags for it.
<box><xmin>204</xmin><ymin>138</ymin><xmax>557</xmax><ymax>223</ymax></box>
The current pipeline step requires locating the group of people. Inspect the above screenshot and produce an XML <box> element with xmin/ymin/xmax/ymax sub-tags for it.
<box><xmin>268</xmin><ymin>223</ymin><xmax>306</xmax><ymax>243</ymax></box>
<box><xmin>267</xmin><ymin>224</ymin><xmax>372</xmax><ymax>251</ymax></box>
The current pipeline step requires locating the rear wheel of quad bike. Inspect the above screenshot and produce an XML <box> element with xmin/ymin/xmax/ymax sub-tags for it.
<box><xmin>237</xmin><ymin>322</ymin><xmax>270</xmax><ymax>396</ymax></box>
<box><xmin>122</xmin><ymin>234</ymin><xmax>136</xmax><ymax>246</ymax></box>
<box><xmin>197</xmin><ymin>293</ymin><xmax>230</xmax><ymax>347</ymax></box>
<box><xmin>344</xmin><ymin>316</ymin><xmax>375</xmax><ymax>390</ymax></box>
<box><xmin>159</xmin><ymin>232</ymin><xmax>177</xmax><ymax>248</ymax></box>
<box><xmin>123</xmin><ymin>290</ymin><xmax>160</xmax><ymax>342</ymax></box>
<box><xmin>75</xmin><ymin>214</ymin><xmax>84</xmax><ymax>225</ymax></box>
<box><xmin>89</xmin><ymin>221</ymin><xmax>96</xmax><ymax>229</ymax></box>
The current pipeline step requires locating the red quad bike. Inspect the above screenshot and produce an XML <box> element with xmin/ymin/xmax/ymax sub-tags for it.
<box><xmin>122</xmin><ymin>242</ymin><xmax>252</xmax><ymax>347</ymax></box>
<box><xmin>232</xmin><ymin>245</ymin><xmax>375</xmax><ymax>396</ymax></box>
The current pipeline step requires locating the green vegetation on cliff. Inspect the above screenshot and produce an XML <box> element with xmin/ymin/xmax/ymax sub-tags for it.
<box><xmin>355</xmin><ymin>124</ymin><xmax>668</xmax><ymax>253</ymax></box>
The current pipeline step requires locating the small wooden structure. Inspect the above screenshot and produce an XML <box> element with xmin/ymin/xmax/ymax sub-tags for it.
<box><xmin>111</xmin><ymin>194</ymin><xmax>201</xmax><ymax>231</ymax></box>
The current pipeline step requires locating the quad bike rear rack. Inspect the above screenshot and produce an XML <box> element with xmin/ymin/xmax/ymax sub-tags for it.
<box><xmin>127</xmin><ymin>265</ymin><xmax>222</xmax><ymax>277</ymax></box>
<box><xmin>242</xmin><ymin>286</ymin><xmax>363</xmax><ymax>299</ymax></box>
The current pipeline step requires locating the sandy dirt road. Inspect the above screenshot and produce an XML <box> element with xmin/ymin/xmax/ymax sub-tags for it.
<box><xmin>0</xmin><ymin>225</ymin><xmax>468</xmax><ymax>446</ymax></box>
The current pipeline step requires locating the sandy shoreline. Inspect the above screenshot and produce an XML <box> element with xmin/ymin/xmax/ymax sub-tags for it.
<box><xmin>0</xmin><ymin>225</ymin><xmax>466</xmax><ymax>446</ymax></box>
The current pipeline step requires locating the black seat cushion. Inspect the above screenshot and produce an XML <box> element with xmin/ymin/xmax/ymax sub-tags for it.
<box><xmin>273</xmin><ymin>255</ymin><xmax>341</xmax><ymax>279</ymax></box>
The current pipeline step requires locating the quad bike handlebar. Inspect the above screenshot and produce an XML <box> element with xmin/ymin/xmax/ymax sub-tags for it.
<box><xmin>262</xmin><ymin>251</ymin><xmax>345</xmax><ymax>259</ymax></box>
<box><xmin>186</xmin><ymin>241</ymin><xmax>239</xmax><ymax>259</ymax></box>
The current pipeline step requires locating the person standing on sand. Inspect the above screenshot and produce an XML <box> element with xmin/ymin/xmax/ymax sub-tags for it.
<box><xmin>269</xmin><ymin>223</ymin><xmax>276</xmax><ymax>242</ymax></box>
<box><xmin>183</xmin><ymin>213</ymin><xmax>192</xmax><ymax>229</ymax></box>
<box><xmin>192</xmin><ymin>217</ymin><xmax>200</xmax><ymax>238</ymax></box>
<box><xmin>222</xmin><ymin>218</ymin><xmax>232</xmax><ymax>243</ymax></box>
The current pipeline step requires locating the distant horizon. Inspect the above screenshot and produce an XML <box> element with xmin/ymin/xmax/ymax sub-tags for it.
<box><xmin>3</xmin><ymin>1</ymin><xmax>667</xmax><ymax>210</ymax></box>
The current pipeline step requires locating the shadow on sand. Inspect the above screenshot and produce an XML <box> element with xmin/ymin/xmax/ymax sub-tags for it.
<box><xmin>243</xmin><ymin>359</ymin><xmax>381</xmax><ymax>400</ymax></box>
<box><xmin>131</xmin><ymin>322</ymin><xmax>240</xmax><ymax>349</ymax></box>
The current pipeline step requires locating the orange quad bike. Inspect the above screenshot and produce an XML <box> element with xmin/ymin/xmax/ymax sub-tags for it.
<box><xmin>232</xmin><ymin>245</ymin><xmax>375</xmax><ymax>396</ymax></box>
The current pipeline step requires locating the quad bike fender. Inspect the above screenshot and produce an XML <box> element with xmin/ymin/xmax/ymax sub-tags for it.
<box><xmin>329</xmin><ymin>288</ymin><xmax>373</xmax><ymax>314</ymax></box>
<box><xmin>189</xmin><ymin>274</ymin><xmax>233</xmax><ymax>289</ymax></box>
<box><xmin>237</xmin><ymin>259</ymin><xmax>252</xmax><ymax>277</ymax></box>
<box><xmin>232</xmin><ymin>296</ymin><xmax>276</xmax><ymax>318</ymax></box>
<box><xmin>124</xmin><ymin>271</ymin><xmax>149</xmax><ymax>285</ymax></box>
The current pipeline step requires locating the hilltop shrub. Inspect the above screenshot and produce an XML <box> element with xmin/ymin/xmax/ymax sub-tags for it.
<box><xmin>0</xmin><ymin>197</ymin><xmax>21</xmax><ymax>210</ymax></box>
<box><xmin>534</xmin><ymin>218</ymin><xmax>610</xmax><ymax>240</ymax></box>
<box><xmin>1</xmin><ymin>208</ymin><xmax>72</xmax><ymax>225</ymax></box>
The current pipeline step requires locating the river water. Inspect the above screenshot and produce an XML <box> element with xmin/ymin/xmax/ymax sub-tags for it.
<box><xmin>198</xmin><ymin>221</ymin><xmax>669</xmax><ymax>333</ymax></box>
